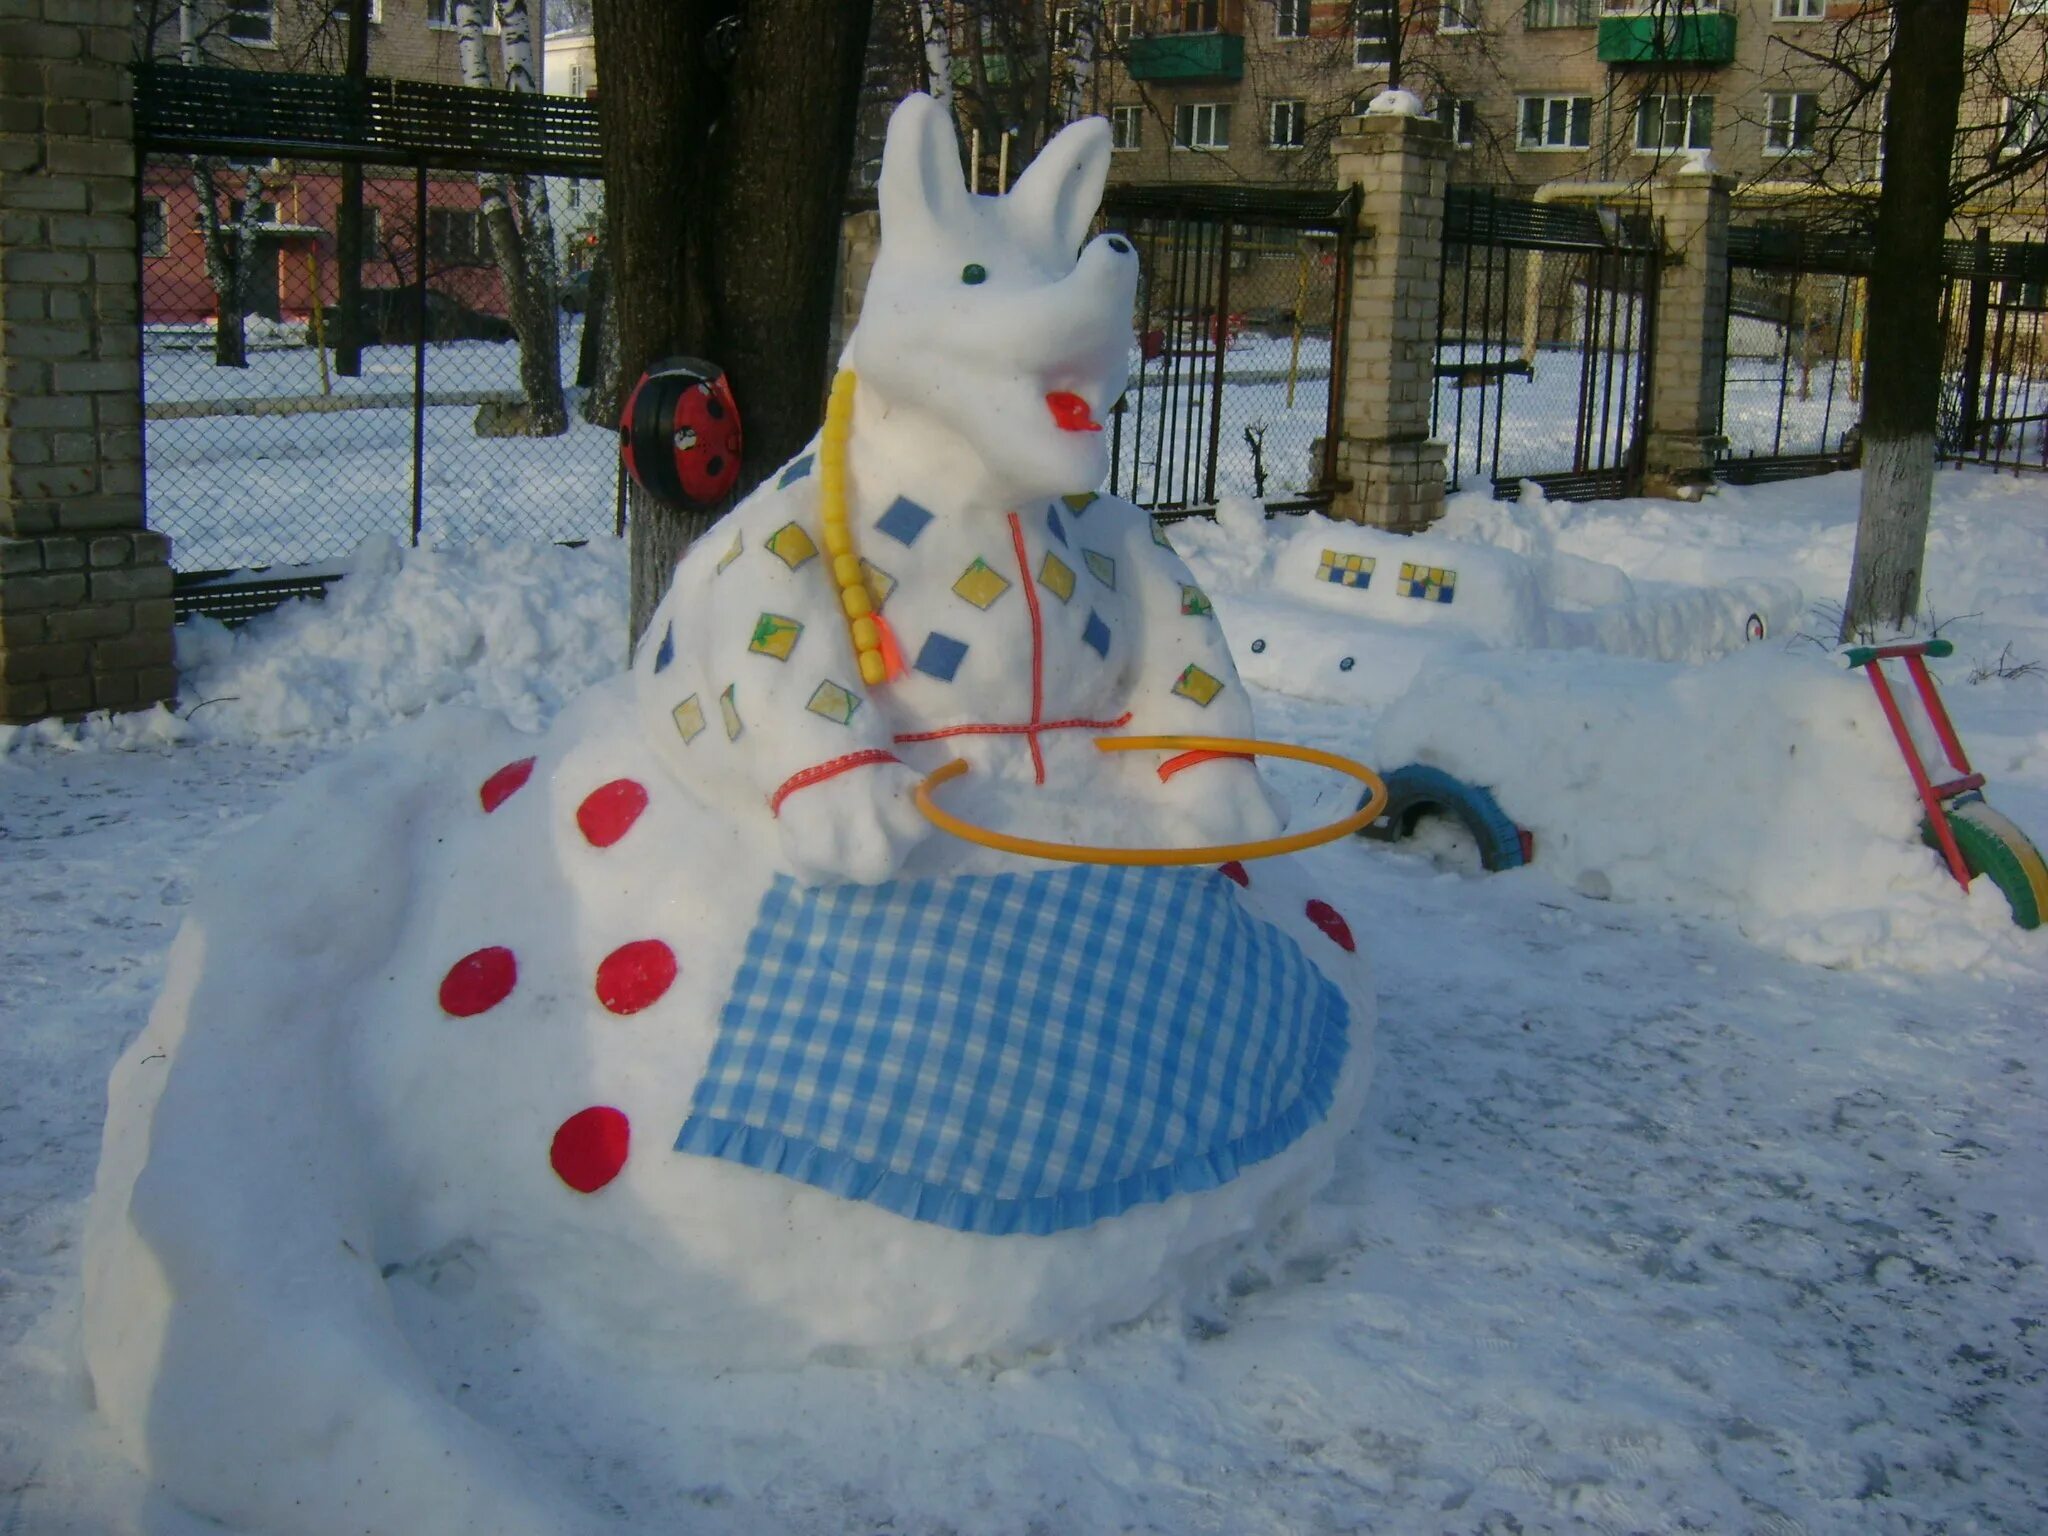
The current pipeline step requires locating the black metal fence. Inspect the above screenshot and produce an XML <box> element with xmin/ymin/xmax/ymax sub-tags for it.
<box><xmin>1716</xmin><ymin>222</ymin><xmax>2048</xmax><ymax>480</ymax></box>
<box><xmin>135</xmin><ymin>66</ymin><xmax>618</xmax><ymax>581</ymax></box>
<box><xmin>1098</xmin><ymin>184</ymin><xmax>1354</xmax><ymax>516</ymax></box>
<box><xmin>1435</xmin><ymin>187</ymin><xmax>1658</xmax><ymax>501</ymax></box>
<box><xmin>1940</xmin><ymin>231</ymin><xmax>2048</xmax><ymax>474</ymax></box>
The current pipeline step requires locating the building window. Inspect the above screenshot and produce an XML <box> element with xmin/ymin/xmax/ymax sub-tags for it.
<box><xmin>140</xmin><ymin>197</ymin><xmax>167</xmax><ymax>256</ymax></box>
<box><xmin>1107</xmin><ymin>3</ymin><xmax>1135</xmax><ymax>44</ymax></box>
<box><xmin>1765</xmin><ymin>91</ymin><xmax>1819</xmax><ymax>153</ymax></box>
<box><xmin>1635</xmin><ymin>93</ymin><xmax>1713</xmax><ymax>152</ymax></box>
<box><xmin>1111</xmin><ymin>104</ymin><xmax>1143</xmax><ymax>150</ymax></box>
<box><xmin>1436</xmin><ymin>96</ymin><xmax>1478</xmax><ymax>147</ymax></box>
<box><xmin>1438</xmin><ymin>1</ymin><xmax>1478</xmax><ymax>32</ymax></box>
<box><xmin>226</xmin><ymin>0</ymin><xmax>275</xmax><ymax>44</ymax></box>
<box><xmin>1173</xmin><ymin>0</ymin><xmax>1220</xmax><ymax>30</ymax></box>
<box><xmin>1518</xmin><ymin>94</ymin><xmax>1591</xmax><ymax>149</ymax></box>
<box><xmin>1269</xmin><ymin>99</ymin><xmax>1306</xmax><ymax>148</ymax></box>
<box><xmin>1275</xmin><ymin>0</ymin><xmax>1310</xmax><ymax>38</ymax></box>
<box><xmin>228</xmin><ymin>196</ymin><xmax>279</xmax><ymax>225</ymax></box>
<box><xmin>1524</xmin><ymin>0</ymin><xmax>1595</xmax><ymax>26</ymax></box>
<box><xmin>328</xmin><ymin>0</ymin><xmax>383</xmax><ymax>21</ymax></box>
<box><xmin>427</xmin><ymin>0</ymin><xmax>501</xmax><ymax>30</ymax></box>
<box><xmin>1773</xmin><ymin>0</ymin><xmax>1825</xmax><ymax>18</ymax></box>
<box><xmin>1354</xmin><ymin>0</ymin><xmax>1395</xmax><ymax>64</ymax></box>
<box><xmin>2004</xmin><ymin>94</ymin><xmax>2048</xmax><ymax>155</ymax></box>
<box><xmin>1054</xmin><ymin>6</ymin><xmax>1080</xmax><ymax>49</ymax></box>
<box><xmin>426</xmin><ymin>207</ymin><xmax>484</xmax><ymax>263</ymax></box>
<box><xmin>1172</xmin><ymin>101</ymin><xmax>1232</xmax><ymax>149</ymax></box>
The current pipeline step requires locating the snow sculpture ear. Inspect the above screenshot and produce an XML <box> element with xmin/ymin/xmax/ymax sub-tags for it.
<box><xmin>1006</xmin><ymin>115</ymin><xmax>1112</xmax><ymax>259</ymax></box>
<box><xmin>878</xmin><ymin>92</ymin><xmax>971</xmax><ymax>245</ymax></box>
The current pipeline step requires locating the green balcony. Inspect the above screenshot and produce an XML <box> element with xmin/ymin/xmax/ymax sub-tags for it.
<box><xmin>1597</xmin><ymin>10</ymin><xmax>1736</xmax><ymax>66</ymax></box>
<box><xmin>1124</xmin><ymin>31</ymin><xmax>1245</xmax><ymax>84</ymax></box>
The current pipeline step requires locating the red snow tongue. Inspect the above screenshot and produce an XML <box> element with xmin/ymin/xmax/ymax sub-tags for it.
<box><xmin>1046</xmin><ymin>391</ymin><xmax>1101</xmax><ymax>432</ymax></box>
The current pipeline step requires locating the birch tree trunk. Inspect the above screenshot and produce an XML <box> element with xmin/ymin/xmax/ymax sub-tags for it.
<box><xmin>191</xmin><ymin>157</ymin><xmax>271</xmax><ymax>369</ymax></box>
<box><xmin>455</xmin><ymin>0</ymin><xmax>568</xmax><ymax>436</ymax></box>
<box><xmin>1839</xmin><ymin>0</ymin><xmax>1966</xmax><ymax>640</ymax></box>
<box><xmin>919</xmin><ymin>1</ymin><xmax>953</xmax><ymax>114</ymax></box>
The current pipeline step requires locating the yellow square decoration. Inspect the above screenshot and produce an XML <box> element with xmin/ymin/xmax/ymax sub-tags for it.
<box><xmin>672</xmin><ymin>694</ymin><xmax>706</xmax><ymax>744</ymax></box>
<box><xmin>719</xmin><ymin>684</ymin><xmax>742</xmax><ymax>741</ymax></box>
<box><xmin>748</xmin><ymin>612</ymin><xmax>803</xmax><ymax>661</ymax></box>
<box><xmin>952</xmin><ymin>557</ymin><xmax>1012</xmax><ymax>610</ymax></box>
<box><xmin>860</xmin><ymin>558</ymin><xmax>896</xmax><ymax>611</ymax></box>
<box><xmin>1172</xmin><ymin>664</ymin><xmax>1224</xmax><ymax>707</ymax></box>
<box><xmin>1062</xmin><ymin>491</ymin><xmax>1100</xmax><ymax>514</ymax></box>
<box><xmin>1397</xmin><ymin>561</ymin><xmax>1457</xmax><ymax>603</ymax></box>
<box><xmin>1038</xmin><ymin>552</ymin><xmax>1076</xmax><ymax>604</ymax></box>
<box><xmin>1318</xmin><ymin>550</ymin><xmax>1376</xmax><ymax>589</ymax></box>
<box><xmin>805</xmin><ymin>680</ymin><xmax>862</xmax><ymax>725</ymax></box>
<box><xmin>766</xmin><ymin>522</ymin><xmax>818</xmax><ymax>570</ymax></box>
<box><xmin>715</xmin><ymin>531</ymin><xmax>743</xmax><ymax>575</ymax></box>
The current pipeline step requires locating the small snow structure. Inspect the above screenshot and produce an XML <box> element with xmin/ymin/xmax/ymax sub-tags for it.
<box><xmin>82</xmin><ymin>94</ymin><xmax>1374</xmax><ymax>1536</ymax></box>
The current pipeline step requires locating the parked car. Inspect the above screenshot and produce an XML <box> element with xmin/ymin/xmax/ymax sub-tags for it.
<box><xmin>324</xmin><ymin>288</ymin><xmax>516</xmax><ymax>345</ymax></box>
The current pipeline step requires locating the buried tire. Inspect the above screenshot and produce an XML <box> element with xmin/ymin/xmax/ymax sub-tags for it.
<box><xmin>1924</xmin><ymin>794</ymin><xmax>2048</xmax><ymax>931</ymax></box>
<box><xmin>1357</xmin><ymin>763</ymin><xmax>1528</xmax><ymax>873</ymax></box>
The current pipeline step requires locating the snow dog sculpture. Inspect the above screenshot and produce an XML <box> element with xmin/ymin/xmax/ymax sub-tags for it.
<box><xmin>82</xmin><ymin>95</ymin><xmax>1374</xmax><ymax>1536</ymax></box>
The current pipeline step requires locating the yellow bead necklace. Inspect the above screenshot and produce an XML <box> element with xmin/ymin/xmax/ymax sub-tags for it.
<box><xmin>818</xmin><ymin>368</ymin><xmax>896</xmax><ymax>688</ymax></box>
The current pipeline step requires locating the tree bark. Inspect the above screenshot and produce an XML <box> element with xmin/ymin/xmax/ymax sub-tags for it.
<box><xmin>456</xmin><ymin>0</ymin><xmax>569</xmax><ymax>437</ymax></box>
<box><xmin>1839</xmin><ymin>0</ymin><xmax>1966</xmax><ymax>640</ymax></box>
<box><xmin>191</xmin><ymin>156</ymin><xmax>269</xmax><ymax>370</ymax></box>
<box><xmin>594</xmin><ymin>0</ymin><xmax>874</xmax><ymax>647</ymax></box>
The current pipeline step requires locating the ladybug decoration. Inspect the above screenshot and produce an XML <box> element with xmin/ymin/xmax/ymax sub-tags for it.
<box><xmin>620</xmin><ymin>356</ymin><xmax>742</xmax><ymax>509</ymax></box>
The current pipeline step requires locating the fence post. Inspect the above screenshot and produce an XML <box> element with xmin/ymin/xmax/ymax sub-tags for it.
<box><xmin>0</xmin><ymin>1</ymin><xmax>175</xmax><ymax>725</ymax></box>
<box><xmin>1327</xmin><ymin>104</ymin><xmax>1449</xmax><ymax>531</ymax></box>
<box><xmin>1643</xmin><ymin>163</ymin><xmax>1732</xmax><ymax>496</ymax></box>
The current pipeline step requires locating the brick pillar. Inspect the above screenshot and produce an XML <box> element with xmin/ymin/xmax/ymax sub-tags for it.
<box><xmin>0</xmin><ymin>1</ymin><xmax>174</xmax><ymax>725</ymax></box>
<box><xmin>834</xmin><ymin>209</ymin><xmax>881</xmax><ymax>358</ymax></box>
<box><xmin>1327</xmin><ymin>107</ymin><xmax>1449</xmax><ymax>532</ymax></box>
<box><xmin>1642</xmin><ymin>165</ymin><xmax>1732</xmax><ymax>497</ymax></box>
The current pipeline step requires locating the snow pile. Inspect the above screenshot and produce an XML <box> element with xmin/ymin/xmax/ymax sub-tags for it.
<box><xmin>1373</xmin><ymin>644</ymin><xmax>2024</xmax><ymax>969</ymax></box>
<box><xmin>175</xmin><ymin>535</ymin><xmax>626</xmax><ymax>743</ymax></box>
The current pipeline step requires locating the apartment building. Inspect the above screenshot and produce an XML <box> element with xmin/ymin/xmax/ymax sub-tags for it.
<box><xmin>1090</xmin><ymin>0</ymin><xmax>2048</xmax><ymax>212</ymax></box>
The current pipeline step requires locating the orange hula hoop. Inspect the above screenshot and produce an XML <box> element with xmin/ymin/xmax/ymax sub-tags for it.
<box><xmin>912</xmin><ymin>735</ymin><xmax>1388</xmax><ymax>867</ymax></box>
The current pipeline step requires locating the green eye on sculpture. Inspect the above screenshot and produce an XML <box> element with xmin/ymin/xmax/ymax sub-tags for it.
<box><xmin>962</xmin><ymin>263</ymin><xmax>988</xmax><ymax>285</ymax></box>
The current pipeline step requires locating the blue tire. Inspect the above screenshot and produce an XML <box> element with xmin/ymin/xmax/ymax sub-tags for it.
<box><xmin>1358</xmin><ymin>763</ymin><xmax>1528</xmax><ymax>872</ymax></box>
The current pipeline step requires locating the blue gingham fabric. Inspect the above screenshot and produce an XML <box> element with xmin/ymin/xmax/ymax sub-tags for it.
<box><xmin>675</xmin><ymin>863</ymin><xmax>1350</xmax><ymax>1236</ymax></box>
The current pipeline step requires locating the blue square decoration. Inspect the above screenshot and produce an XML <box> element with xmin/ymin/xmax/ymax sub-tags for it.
<box><xmin>651</xmin><ymin>621</ymin><xmax>674</xmax><ymax>673</ymax></box>
<box><xmin>876</xmin><ymin>495</ymin><xmax>935</xmax><ymax>547</ymax></box>
<box><xmin>1046</xmin><ymin>506</ymin><xmax>1068</xmax><ymax>546</ymax></box>
<box><xmin>914</xmin><ymin>630</ymin><xmax>970</xmax><ymax>682</ymax></box>
<box><xmin>777</xmin><ymin>453</ymin><xmax>814</xmax><ymax>488</ymax></box>
<box><xmin>1081</xmin><ymin>609</ymin><xmax>1111</xmax><ymax>658</ymax></box>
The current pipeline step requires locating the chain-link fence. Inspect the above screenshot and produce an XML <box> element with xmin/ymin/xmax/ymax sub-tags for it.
<box><xmin>141</xmin><ymin>152</ymin><xmax>619</xmax><ymax>574</ymax></box>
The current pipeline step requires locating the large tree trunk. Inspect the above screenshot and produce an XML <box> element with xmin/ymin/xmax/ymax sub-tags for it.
<box><xmin>594</xmin><ymin>0</ymin><xmax>874</xmax><ymax>647</ymax></box>
<box><xmin>1839</xmin><ymin>0</ymin><xmax>1966</xmax><ymax>640</ymax></box>
<box><xmin>456</xmin><ymin>0</ymin><xmax>568</xmax><ymax>437</ymax></box>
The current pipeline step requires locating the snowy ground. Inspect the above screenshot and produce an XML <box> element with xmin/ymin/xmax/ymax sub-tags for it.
<box><xmin>3</xmin><ymin>468</ymin><xmax>2044</xmax><ymax>1534</ymax></box>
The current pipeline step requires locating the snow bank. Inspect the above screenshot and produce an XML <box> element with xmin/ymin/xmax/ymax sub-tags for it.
<box><xmin>1373</xmin><ymin>645</ymin><xmax>2026</xmax><ymax>970</ymax></box>
<box><xmin>0</xmin><ymin>536</ymin><xmax>626</xmax><ymax>754</ymax></box>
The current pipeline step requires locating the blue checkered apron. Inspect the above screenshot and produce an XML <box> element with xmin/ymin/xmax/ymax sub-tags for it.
<box><xmin>675</xmin><ymin>863</ymin><xmax>1350</xmax><ymax>1236</ymax></box>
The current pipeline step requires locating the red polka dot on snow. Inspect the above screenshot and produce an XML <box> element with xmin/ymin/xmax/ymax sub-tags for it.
<box><xmin>550</xmin><ymin>1106</ymin><xmax>630</xmax><ymax>1193</ymax></box>
<box><xmin>595</xmin><ymin>939</ymin><xmax>677</xmax><ymax>1015</ymax></box>
<box><xmin>1219</xmin><ymin>860</ymin><xmax>1250</xmax><ymax>888</ymax></box>
<box><xmin>439</xmin><ymin>946</ymin><xmax>517</xmax><ymax>1017</ymax></box>
<box><xmin>576</xmin><ymin>779</ymin><xmax>650</xmax><ymax>848</ymax></box>
<box><xmin>479</xmin><ymin>757</ymin><xmax>537</xmax><ymax>813</ymax></box>
<box><xmin>1304</xmin><ymin>899</ymin><xmax>1355</xmax><ymax>953</ymax></box>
